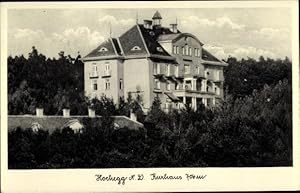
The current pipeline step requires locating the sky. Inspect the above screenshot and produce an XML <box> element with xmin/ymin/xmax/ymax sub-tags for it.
<box><xmin>8</xmin><ymin>8</ymin><xmax>292</xmax><ymax>60</ymax></box>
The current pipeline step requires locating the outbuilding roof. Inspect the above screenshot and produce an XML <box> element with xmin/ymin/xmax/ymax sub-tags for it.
<box><xmin>8</xmin><ymin>115</ymin><xmax>144</xmax><ymax>133</ymax></box>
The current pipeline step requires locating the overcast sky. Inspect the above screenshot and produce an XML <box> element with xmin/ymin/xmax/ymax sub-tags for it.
<box><xmin>8</xmin><ymin>8</ymin><xmax>292</xmax><ymax>60</ymax></box>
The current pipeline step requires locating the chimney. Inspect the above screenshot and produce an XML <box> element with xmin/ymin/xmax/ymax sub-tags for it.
<box><xmin>130</xmin><ymin>111</ymin><xmax>137</xmax><ymax>122</ymax></box>
<box><xmin>88</xmin><ymin>108</ymin><xmax>96</xmax><ymax>117</ymax></box>
<box><xmin>63</xmin><ymin>108</ymin><xmax>70</xmax><ymax>117</ymax></box>
<box><xmin>143</xmin><ymin>20</ymin><xmax>152</xmax><ymax>29</ymax></box>
<box><xmin>36</xmin><ymin>108</ymin><xmax>44</xmax><ymax>117</ymax></box>
<box><xmin>170</xmin><ymin>24</ymin><xmax>178</xmax><ymax>33</ymax></box>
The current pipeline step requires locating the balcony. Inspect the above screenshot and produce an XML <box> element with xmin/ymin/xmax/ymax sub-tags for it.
<box><xmin>214</xmin><ymin>74</ymin><xmax>223</xmax><ymax>83</ymax></box>
<box><xmin>101</xmin><ymin>70</ymin><xmax>112</xmax><ymax>78</ymax></box>
<box><xmin>89</xmin><ymin>71</ymin><xmax>99</xmax><ymax>78</ymax></box>
<box><xmin>184</xmin><ymin>84</ymin><xmax>192</xmax><ymax>90</ymax></box>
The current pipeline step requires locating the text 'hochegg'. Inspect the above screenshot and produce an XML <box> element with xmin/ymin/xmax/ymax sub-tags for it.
<box><xmin>95</xmin><ymin>173</ymin><xmax>207</xmax><ymax>185</ymax></box>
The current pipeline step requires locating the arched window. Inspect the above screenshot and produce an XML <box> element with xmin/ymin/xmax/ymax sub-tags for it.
<box><xmin>131</xmin><ymin>46</ymin><xmax>142</xmax><ymax>51</ymax></box>
<box><xmin>98</xmin><ymin>47</ymin><xmax>108</xmax><ymax>52</ymax></box>
<box><xmin>185</xmin><ymin>45</ymin><xmax>189</xmax><ymax>55</ymax></box>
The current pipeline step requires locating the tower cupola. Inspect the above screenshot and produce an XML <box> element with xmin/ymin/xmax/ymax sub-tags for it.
<box><xmin>152</xmin><ymin>11</ymin><xmax>162</xmax><ymax>26</ymax></box>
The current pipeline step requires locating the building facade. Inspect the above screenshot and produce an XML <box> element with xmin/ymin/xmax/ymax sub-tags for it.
<box><xmin>83</xmin><ymin>11</ymin><xmax>228</xmax><ymax>112</ymax></box>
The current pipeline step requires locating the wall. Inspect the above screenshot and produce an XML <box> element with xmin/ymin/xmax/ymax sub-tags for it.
<box><xmin>123</xmin><ymin>58</ymin><xmax>151</xmax><ymax>109</ymax></box>
<box><xmin>84</xmin><ymin>59</ymin><xmax>123</xmax><ymax>104</ymax></box>
<box><xmin>149</xmin><ymin>59</ymin><xmax>181</xmax><ymax>110</ymax></box>
<box><xmin>172</xmin><ymin>36</ymin><xmax>203</xmax><ymax>77</ymax></box>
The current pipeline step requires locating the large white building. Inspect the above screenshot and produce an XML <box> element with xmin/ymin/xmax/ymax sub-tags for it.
<box><xmin>82</xmin><ymin>11</ymin><xmax>228</xmax><ymax>112</ymax></box>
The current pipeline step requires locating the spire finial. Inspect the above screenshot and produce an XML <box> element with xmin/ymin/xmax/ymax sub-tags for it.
<box><xmin>136</xmin><ymin>11</ymin><xmax>139</xmax><ymax>24</ymax></box>
<box><xmin>109</xmin><ymin>22</ymin><xmax>112</xmax><ymax>37</ymax></box>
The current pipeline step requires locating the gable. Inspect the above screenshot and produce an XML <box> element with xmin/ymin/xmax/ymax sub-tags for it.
<box><xmin>138</xmin><ymin>25</ymin><xmax>173</xmax><ymax>57</ymax></box>
<box><xmin>202</xmin><ymin>48</ymin><xmax>221</xmax><ymax>62</ymax></box>
<box><xmin>118</xmin><ymin>25</ymin><xmax>148</xmax><ymax>56</ymax></box>
<box><xmin>173</xmin><ymin>33</ymin><xmax>204</xmax><ymax>46</ymax></box>
<box><xmin>173</xmin><ymin>34</ymin><xmax>203</xmax><ymax>49</ymax></box>
<box><xmin>85</xmin><ymin>38</ymin><xmax>118</xmax><ymax>58</ymax></box>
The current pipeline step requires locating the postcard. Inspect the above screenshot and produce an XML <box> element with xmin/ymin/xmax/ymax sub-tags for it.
<box><xmin>1</xmin><ymin>1</ymin><xmax>299</xmax><ymax>192</ymax></box>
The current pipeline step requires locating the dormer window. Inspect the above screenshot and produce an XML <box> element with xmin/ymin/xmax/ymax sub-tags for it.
<box><xmin>131</xmin><ymin>46</ymin><xmax>142</xmax><ymax>51</ymax></box>
<box><xmin>156</xmin><ymin>47</ymin><xmax>163</xmax><ymax>52</ymax></box>
<box><xmin>98</xmin><ymin>47</ymin><xmax>108</xmax><ymax>52</ymax></box>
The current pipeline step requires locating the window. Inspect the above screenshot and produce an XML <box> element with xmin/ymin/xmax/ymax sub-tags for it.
<box><xmin>189</xmin><ymin>47</ymin><xmax>192</xmax><ymax>56</ymax></box>
<box><xmin>175</xmin><ymin>82</ymin><xmax>179</xmax><ymax>90</ymax></box>
<box><xmin>92</xmin><ymin>63</ymin><xmax>98</xmax><ymax>77</ymax></box>
<box><xmin>166</xmin><ymin>82</ymin><xmax>171</xmax><ymax>90</ymax></box>
<box><xmin>194</xmin><ymin>48</ymin><xmax>197</xmax><ymax>57</ymax></box>
<box><xmin>216</xmin><ymin>70</ymin><xmax>220</xmax><ymax>80</ymax></box>
<box><xmin>215</xmin><ymin>85</ymin><xmax>220</xmax><ymax>95</ymax></box>
<box><xmin>182</xmin><ymin>46</ymin><xmax>184</xmax><ymax>55</ymax></box>
<box><xmin>185</xmin><ymin>80</ymin><xmax>192</xmax><ymax>90</ymax></box>
<box><xmin>119</xmin><ymin>78</ymin><xmax>123</xmax><ymax>90</ymax></box>
<box><xmin>173</xmin><ymin>46</ymin><xmax>179</xmax><ymax>54</ymax></box>
<box><xmin>184</xmin><ymin>64</ymin><xmax>190</xmax><ymax>74</ymax></box>
<box><xmin>157</xmin><ymin>47</ymin><xmax>163</xmax><ymax>52</ymax></box>
<box><xmin>105</xmin><ymin>63</ymin><xmax>110</xmax><ymax>71</ymax></box>
<box><xmin>155</xmin><ymin>79</ymin><xmax>160</xmax><ymax>90</ymax></box>
<box><xmin>198</xmin><ymin>49</ymin><xmax>201</xmax><ymax>58</ymax></box>
<box><xmin>98</xmin><ymin>47</ymin><xmax>108</xmax><ymax>52</ymax></box>
<box><xmin>105</xmin><ymin>79</ymin><xmax>110</xmax><ymax>90</ymax></box>
<box><xmin>185</xmin><ymin>45</ymin><xmax>189</xmax><ymax>55</ymax></box>
<box><xmin>157</xmin><ymin>63</ymin><xmax>160</xmax><ymax>74</ymax></box>
<box><xmin>175</xmin><ymin>66</ymin><xmax>179</xmax><ymax>76</ymax></box>
<box><xmin>153</xmin><ymin>63</ymin><xmax>157</xmax><ymax>75</ymax></box>
<box><xmin>166</xmin><ymin>64</ymin><xmax>170</xmax><ymax>76</ymax></box>
<box><xmin>92</xmin><ymin>80</ymin><xmax>97</xmax><ymax>91</ymax></box>
<box><xmin>131</xmin><ymin>46</ymin><xmax>141</xmax><ymax>51</ymax></box>
<box><xmin>93</xmin><ymin>63</ymin><xmax>97</xmax><ymax>72</ymax></box>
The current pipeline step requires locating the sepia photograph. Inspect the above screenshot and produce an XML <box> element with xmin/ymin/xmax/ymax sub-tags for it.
<box><xmin>1</xmin><ymin>1</ymin><xmax>299</xmax><ymax>192</ymax></box>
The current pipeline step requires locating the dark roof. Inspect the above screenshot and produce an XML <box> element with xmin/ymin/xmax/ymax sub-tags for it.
<box><xmin>138</xmin><ymin>24</ymin><xmax>173</xmax><ymax>57</ymax></box>
<box><xmin>152</xmin><ymin>11</ymin><xmax>162</xmax><ymax>19</ymax></box>
<box><xmin>202</xmin><ymin>48</ymin><xmax>221</xmax><ymax>62</ymax></box>
<box><xmin>118</xmin><ymin>25</ymin><xmax>148</xmax><ymax>56</ymax></box>
<box><xmin>85</xmin><ymin>38</ymin><xmax>119</xmax><ymax>58</ymax></box>
<box><xmin>111</xmin><ymin>38</ymin><xmax>121</xmax><ymax>55</ymax></box>
<box><xmin>8</xmin><ymin>115</ymin><xmax>143</xmax><ymax>133</ymax></box>
<box><xmin>157</xmin><ymin>33</ymin><xmax>181</xmax><ymax>41</ymax></box>
<box><xmin>83</xmin><ymin>13</ymin><xmax>223</xmax><ymax>64</ymax></box>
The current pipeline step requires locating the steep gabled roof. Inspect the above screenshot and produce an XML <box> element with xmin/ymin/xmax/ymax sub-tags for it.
<box><xmin>202</xmin><ymin>48</ymin><xmax>228</xmax><ymax>66</ymax></box>
<box><xmin>202</xmin><ymin>48</ymin><xmax>221</xmax><ymax>62</ymax></box>
<box><xmin>138</xmin><ymin>24</ymin><xmax>173</xmax><ymax>57</ymax></box>
<box><xmin>83</xmin><ymin>20</ymin><xmax>224</xmax><ymax>65</ymax></box>
<box><xmin>84</xmin><ymin>38</ymin><xmax>120</xmax><ymax>59</ymax></box>
<box><xmin>118</xmin><ymin>25</ymin><xmax>149</xmax><ymax>56</ymax></box>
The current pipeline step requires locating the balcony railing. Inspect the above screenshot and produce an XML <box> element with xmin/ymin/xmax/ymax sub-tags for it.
<box><xmin>101</xmin><ymin>70</ymin><xmax>112</xmax><ymax>78</ymax></box>
<box><xmin>89</xmin><ymin>71</ymin><xmax>99</xmax><ymax>78</ymax></box>
<box><xmin>214</xmin><ymin>74</ymin><xmax>222</xmax><ymax>82</ymax></box>
<box><xmin>183</xmin><ymin>84</ymin><xmax>192</xmax><ymax>90</ymax></box>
